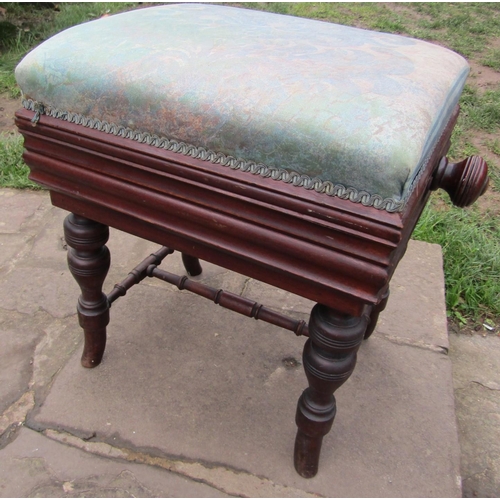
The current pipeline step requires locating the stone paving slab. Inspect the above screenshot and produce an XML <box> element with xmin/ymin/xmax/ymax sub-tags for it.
<box><xmin>0</xmin><ymin>310</ymin><xmax>44</xmax><ymax>416</ymax></box>
<box><xmin>0</xmin><ymin>189</ymin><xmax>46</xmax><ymax>234</ymax></box>
<box><xmin>29</xmin><ymin>289</ymin><xmax>461</xmax><ymax>496</ymax></box>
<box><xmin>0</xmin><ymin>427</ymin><xmax>227</xmax><ymax>497</ymax></box>
<box><xmin>27</xmin><ymin>240</ymin><xmax>461</xmax><ymax>496</ymax></box>
<box><xmin>378</xmin><ymin>241</ymin><xmax>450</xmax><ymax>352</ymax></box>
<box><xmin>0</xmin><ymin>188</ymin><xmax>468</xmax><ymax>497</ymax></box>
<box><xmin>449</xmin><ymin>333</ymin><xmax>500</xmax><ymax>498</ymax></box>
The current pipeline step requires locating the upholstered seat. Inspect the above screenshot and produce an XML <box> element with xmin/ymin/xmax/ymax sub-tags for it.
<box><xmin>15</xmin><ymin>4</ymin><xmax>469</xmax><ymax>212</ymax></box>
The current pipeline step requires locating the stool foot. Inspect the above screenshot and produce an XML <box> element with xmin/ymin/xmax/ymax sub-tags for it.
<box><xmin>181</xmin><ymin>253</ymin><xmax>203</xmax><ymax>276</ymax></box>
<box><xmin>294</xmin><ymin>418</ymin><xmax>328</xmax><ymax>478</ymax></box>
<box><xmin>294</xmin><ymin>304</ymin><xmax>367</xmax><ymax>478</ymax></box>
<box><xmin>364</xmin><ymin>286</ymin><xmax>390</xmax><ymax>339</ymax></box>
<box><xmin>64</xmin><ymin>214</ymin><xmax>110</xmax><ymax>368</ymax></box>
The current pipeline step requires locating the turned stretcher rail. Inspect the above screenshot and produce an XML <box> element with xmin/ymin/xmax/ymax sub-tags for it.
<box><xmin>148</xmin><ymin>265</ymin><xmax>310</xmax><ymax>337</ymax></box>
<box><xmin>107</xmin><ymin>246</ymin><xmax>309</xmax><ymax>337</ymax></box>
<box><xmin>107</xmin><ymin>246</ymin><xmax>174</xmax><ymax>305</ymax></box>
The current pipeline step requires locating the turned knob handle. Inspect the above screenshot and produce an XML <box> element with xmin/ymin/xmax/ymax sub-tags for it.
<box><xmin>431</xmin><ymin>155</ymin><xmax>489</xmax><ymax>207</ymax></box>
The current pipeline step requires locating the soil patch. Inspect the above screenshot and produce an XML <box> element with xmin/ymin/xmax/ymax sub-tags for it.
<box><xmin>468</xmin><ymin>60</ymin><xmax>500</xmax><ymax>91</ymax></box>
<box><xmin>0</xmin><ymin>94</ymin><xmax>21</xmax><ymax>135</ymax></box>
<box><xmin>381</xmin><ymin>2</ymin><xmax>431</xmax><ymax>23</ymax></box>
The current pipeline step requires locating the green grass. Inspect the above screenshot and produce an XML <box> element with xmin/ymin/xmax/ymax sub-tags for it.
<box><xmin>447</xmin><ymin>85</ymin><xmax>500</xmax><ymax>192</ymax></box>
<box><xmin>460</xmin><ymin>85</ymin><xmax>500</xmax><ymax>133</ymax></box>
<box><xmin>408</xmin><ymin>3</ymin><xmax>500</xmax><ymax>57</ymax></box>
<box><xmin>240</xmin><ymin>2</ymin><xmax>500</xmax><ymax>57</ymax></box>
<box><xmin>482</xmin><ymin>48</ymin><xmax>500</xmax><ymax>71</ymax></box>
<box><xmin>414</xmin><ymin>198</ymin><xmax>500</xmax><ymax>322</ymax></box>
<box><xmin>0</xmin><ymin>2</ymin><xmax>499</xmax><ymax>322</ymax></box>
<box><xmin>485</xmin><ymin>138</ymin><xmax>500</xmax><ymax>156</ymax></box>
<box><xmin>0</xmin><ymin>2</ymin><xmax>138</xmax><ymax>96</ymax></box>
<box><xmin>237</xmin><ymin>3</ymin><xmax>408</xmax><ymax>32</ymax></box>
<box><xmin>0</xmin><ymin>133</ymin><xmax>39</xmax><ymax>189</ymax></box>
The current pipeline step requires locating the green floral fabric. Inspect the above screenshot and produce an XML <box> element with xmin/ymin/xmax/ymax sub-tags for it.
<box><xmin>15</xmin><ymin>4</ymin><xmax>469</xmax><ymax>207</ymax></box>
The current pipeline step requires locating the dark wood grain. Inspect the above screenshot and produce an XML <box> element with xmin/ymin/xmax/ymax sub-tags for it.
<box><xmin>149</xmin><ymin>265</ymin><xmax>309</xmax><ymax>336</ymax></box>
<box><xmin>294</xmin><ymin>304</ymin><xmax>368</xmax><ymax>477</ymax></box>
<box><xmin>16</xmin><ymin>109</ymin><xmax>399</xmax><ymax>316</ymax></box>
<box><xmin>181</xmin><ymin>253</ymin><xmax>203</xmax><ymax>277</ymax></box>
<box><xmin>63</xmin><ymin>213</ymin><xmax>110</xmax><ymax>368</ymax></box>
<box><xmin>364</xmin><ymin>286</ymin><xmax>390</xmax><ymax>340</ymax></box>
<box><xmin>431</xmin><ymin>155</ymin><xmax>489</xmax><ymax>207</ymax></box>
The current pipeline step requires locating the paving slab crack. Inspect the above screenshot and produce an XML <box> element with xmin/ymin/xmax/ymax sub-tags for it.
<box><xmin>0</xmin><ymin>233</ymin><xmax>37</xmax><ymax>276</ymax></box>
<box><xmin>0</xmin><ymin>391</ymin><xmax>35</xmax><ymax>437</ymax></box>
<box><xmin>41</xmin><ymin>428</ymin><xmax>320</xmax><ymax>498</ymax></box>
<box><xmin>462</xmin><ymin>467</ymin><xmax>490</xmax><ymax>483</ymax></box>
<box><xmin>471</xmin><ymin>380</ymin><xmax>500</xmax><ymax>391</ymax></box>
<box><xmin>374</xmin><ymin>331</ymin><xmax>448</xmax><ymax>354</ymax></box>
<box><xmin>239</xmin><ymin>277</ymin><xmax>252</xmax><ymax>297</ymax></box>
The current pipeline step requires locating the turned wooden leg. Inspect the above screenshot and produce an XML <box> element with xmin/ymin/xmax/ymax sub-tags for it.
<box><xmin>364</xmin><ymin>286</ymin><xmax>390</xmax><ymax>339</ymax></box>
<box><xmin>181</xmin><ymin>253</ymin><xmax>202</xmax><ymax>276</ymax></box>
<box><xmin>64</xmin><ymin>214</ymin><xmax>110</xmax><ymax>368</ymax></box>
<box><xmin>294</xmin><ymin>304</ymin><xmax>368</xmax><ymax>478</ymax></box>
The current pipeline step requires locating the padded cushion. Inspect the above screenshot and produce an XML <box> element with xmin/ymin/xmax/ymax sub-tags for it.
<box><xmin>15</xmin><ymin>4</ymin><xmax>469</xmax><ymax>210</ymax></box>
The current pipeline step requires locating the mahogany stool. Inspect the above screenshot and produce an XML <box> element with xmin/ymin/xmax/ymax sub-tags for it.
<box><xmin>15</xmin><ymin>4</ymin><xmax>488</xmax><ymax>478</ymax></box>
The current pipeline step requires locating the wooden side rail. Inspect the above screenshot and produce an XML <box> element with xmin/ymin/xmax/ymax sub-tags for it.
<box><xmin>107</xmin><ymin>246</ymin><xmax>174</xmax><ymax>305</ymax></box>
<box><xmin>106</xmin><ymin>245</ymin><xmax>310</xmax><ymax>337</ymax></box>
<box><xmin>148</xmin><ymin>265</ymin><xmax>310</xmax><ymax>337</ymax></box>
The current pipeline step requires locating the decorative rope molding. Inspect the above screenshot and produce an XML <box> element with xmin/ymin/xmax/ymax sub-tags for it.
<box><xmin>23</xmin><ymin>99</ymin><xmax>407</xmax><ymax>212</ymax></box>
